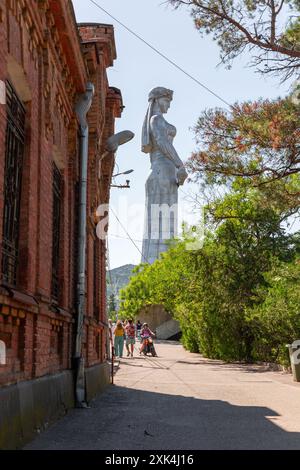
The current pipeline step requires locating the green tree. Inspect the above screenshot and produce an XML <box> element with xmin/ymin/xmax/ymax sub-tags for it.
<box><xmin>187</xmin><ymin>98</ymin><xmax>300</xmax><ymax>188</ymax></box>
<box><xmin>248</xmin><ymin>258</ymin><xmax>300</xmax><ymax>364</ymax></box>
<box><xmin>120</xmin><ymin>182</ymin><xmax>299</xmax><ymax>361</ymax></box>
<box><xmin>108</xmin><ymin>293</ymin><xmax>117</xmax><ymax>319</ymax></box>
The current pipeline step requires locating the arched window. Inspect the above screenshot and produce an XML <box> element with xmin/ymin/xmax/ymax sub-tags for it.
<box><xmin>0</xmin><ymin>340</ymin><xmax>6</xmax><ymax>365</ymax></box>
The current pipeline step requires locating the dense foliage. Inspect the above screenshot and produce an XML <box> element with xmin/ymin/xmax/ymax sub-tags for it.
<box><xmin>107</xmin><ymin>293</ymin><xmax>118</xmax><ymax>321</ymax></box>
<box><xmin>188</xmin><ymin>98</ymin><xmax>300</xmax><ymax>188</ymax></box>
<box><xmin>120</xmin><ymin>180</ymin><xmax>300</xmax><ymax>364</ymax></box>
<box><xmin>248</xmin><ymin>259</ymin><xmax>300</xmax><ymax>365</ymax></box>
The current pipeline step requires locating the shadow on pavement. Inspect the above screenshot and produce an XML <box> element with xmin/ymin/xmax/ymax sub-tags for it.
<box><xmin>176</xmin><ymin>358</ymin><xmax>293</xmax><ymax>376</ymax></box>
<box><xmin>155</xmin><ymin>340</ymin><xmax>181</xmax><ymax>345</ymax></box>
<box><xmin>24</xmin><ymin>384</ymin><xmax>300</xmax><ymax>450</ymax></box>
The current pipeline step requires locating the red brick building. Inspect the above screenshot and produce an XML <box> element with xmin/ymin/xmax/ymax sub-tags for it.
<box><xmin>0</xmin><ymin>0</ymin><xmax>123</xmax><ymax>449</ymax></box>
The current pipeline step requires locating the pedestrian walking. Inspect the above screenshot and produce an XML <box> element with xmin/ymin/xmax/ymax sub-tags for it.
<box><xmin>123</xmin><ymin>319</ymin><xmax>130</xmax><ymax>356</ymax></box>
<box><xmin>136</xmin><ymin>320</ymin><xmax>142</xmax><ymax>340</ymax></box>
<box><xmin>125</xmin><ymin>319</ymin><xmax>136</xmax><ymax>357</ymax></box>
<box><xmin>113</xmin><ymin>320</ymin><xmax>125</xmax><ymax>358</ymax></box>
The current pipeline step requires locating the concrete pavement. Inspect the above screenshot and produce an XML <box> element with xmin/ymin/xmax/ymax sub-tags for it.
<box><xmin>25</xmin><ymin>341</ymin><xmax>300</xmax><ymax>449</ymax></box>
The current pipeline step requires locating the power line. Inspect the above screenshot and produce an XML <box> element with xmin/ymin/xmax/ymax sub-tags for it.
<box><xmin>179</xmin><ymin>187</ymin><xmax>196</xmax><ymax>199</ymax></box>
<box><xmin>110</xmin><ymin>206</ymin><xmax>149</xmax><ymax>263</ymax></box>
<box><xmin>87</xmin><ymin>0</ymin><xmax>231</xmax><ymax>108</ymax></box>
<box><xmin>109</xmin><ymin>233</ymin><xmax>143</xmax><ymax>243</ymax></box>
<box><xmin>106</xmin><ymin>238</ymin><xmax>118</xmax><ymax>297</ymax></box>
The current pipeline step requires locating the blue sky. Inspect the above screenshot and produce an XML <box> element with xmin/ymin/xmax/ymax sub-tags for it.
<box><xmin>73</xmin><ymin>0</ymin><xmax>292</xmax><ymax>269</ymax></box>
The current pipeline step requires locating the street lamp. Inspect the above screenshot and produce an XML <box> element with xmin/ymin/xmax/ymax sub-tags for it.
<box><xmin>106</xmin><ymin>130</ymin><xmax>134</xmax><ymax>152</ymax></box>
<box><xmin>74</xmin><ymin>126</ymin><xmax>134</xmax><ymax>407</ymax></box>
<box><xmin>110</xmin><ymin>180</ymin><xmax>131</xmax><ymax>189</ymax></box>
<box><xmin>112</xmin><ymin>169</ymin><xmax>134</xmax><ymax>178</ymax></box>
<box><xmin>98</xmin><ymin>131</ymin><xmax>135</xmax><ymax>180</ymax></box>
<box><xmin>111</xmin><ymin>169</ymin><xmax>134</xmax><ymax>189</ymax></box>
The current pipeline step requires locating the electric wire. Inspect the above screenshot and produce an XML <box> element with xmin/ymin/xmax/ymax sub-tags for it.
<box><xmin>86</xmin><ymin>1</ymin><xmax>234</xmax><ymax>270</ymax></box>
<box><xmin>106</xmin><ymin>238</ymin><xmax>118</xmax><ymax>299</ymax></box>
<box><xmin>109</xmin><ymin>233</ymin><xmax>143</xmax><ymax>243</ymax></box>
<box><xmin>110</xmin><ymin>206</ymin><xmax>149</xmax><ymax>263</ymax></box>
<box><xmin>87</xmin><ymin>0</ymin><xmax>231</xmax><ymax>108</ymax></box>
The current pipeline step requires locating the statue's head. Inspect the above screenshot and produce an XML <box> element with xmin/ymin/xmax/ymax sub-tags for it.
<box><xmin>148</xmin><ymin>87</ymin><xmax>173</xmax><ymax>102</ymax></box>
<box><xmin>148</xmin><ymin>87</ymin><xmax>173</xmax><ymax>114</ymax></box>
<box><xmin>142</xmin><ymin>87</ymin><xmax>174</xmax><ymax>153</ymax></box>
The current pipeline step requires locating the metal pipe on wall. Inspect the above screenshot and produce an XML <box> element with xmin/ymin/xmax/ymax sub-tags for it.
<box><xmin>74</xmin><ymin>82</ymin><xmax>95</xmax><ymax>407</ymax></box>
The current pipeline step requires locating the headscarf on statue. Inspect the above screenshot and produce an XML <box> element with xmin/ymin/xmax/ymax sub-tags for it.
<box><xmin>141</xmin><ymin>87</ymin><xmax>173</xmax><ymax>154</ymax></box>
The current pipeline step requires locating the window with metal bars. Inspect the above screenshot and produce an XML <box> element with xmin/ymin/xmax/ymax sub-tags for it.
<box><xmin>2</xmin><ymin>81</ymin><xmax>26</xmax><ymax>286</ymax></box>
<box><xmin>52</xmin><ymin>164</ymin><xmax>62</xmax><ymax>302</ymax></box>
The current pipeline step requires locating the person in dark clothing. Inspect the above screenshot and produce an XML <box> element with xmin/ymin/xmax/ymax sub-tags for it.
<box><xmin>136</xmin><ymin>320</ymin><xmax>142</xmax><ymax>339</ymax></box>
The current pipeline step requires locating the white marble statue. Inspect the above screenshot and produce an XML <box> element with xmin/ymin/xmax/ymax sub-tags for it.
<box><xmin>141</xmin><ymin>87</ymin><xmax>188</xmax><ymax>264</ymax></box>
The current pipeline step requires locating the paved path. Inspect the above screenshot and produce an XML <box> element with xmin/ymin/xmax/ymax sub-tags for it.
<box><xmin>25</xmin><ymin>341</ymin><xmax>300</xmax><ymax>449</ymax></box>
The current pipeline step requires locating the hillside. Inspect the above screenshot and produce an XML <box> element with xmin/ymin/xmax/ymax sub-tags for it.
<box><xmin>106</xmin><ymin>264</ymin><xmax>137</xmax><ymax>308</ymax></box>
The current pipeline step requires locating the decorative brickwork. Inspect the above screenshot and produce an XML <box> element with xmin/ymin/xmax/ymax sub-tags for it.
<box><xmin>0</xmin><ymin>2</ymin><xmax>122</xmax><ymax>389</ymax></box>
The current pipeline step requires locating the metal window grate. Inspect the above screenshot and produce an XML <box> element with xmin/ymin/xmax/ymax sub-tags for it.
<box><xmin>52</xmin><ymin>164</ymin><xmax>62</xmax><ymax>302</ymax></box>
<box><xmin>2</xmin><ymin>81</ymin><xmax>26</xmax><ymax>286</ymax></box>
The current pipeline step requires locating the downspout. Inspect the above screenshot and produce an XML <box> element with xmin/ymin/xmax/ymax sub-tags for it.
<box><xmin>74</xmin><ymin>82</ymin><xmax>95</xmax><ymax>407</ymax></box>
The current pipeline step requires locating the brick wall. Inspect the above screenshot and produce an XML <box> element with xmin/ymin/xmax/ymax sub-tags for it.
<box><xmin>78</xmin><ymin>24</ymin><xmax>123</xmax><ymax>367</ymax></box>
<box><xmin>0</xmin><ymin>2</ymin><xmax>123</xmax><ymax>387</ymax></box>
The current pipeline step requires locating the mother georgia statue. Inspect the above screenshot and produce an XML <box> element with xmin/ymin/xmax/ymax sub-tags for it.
<box><xmin>141</xmin><ymin>87</ymin><xmax>188</xmax><ymax>264</ymax></box>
